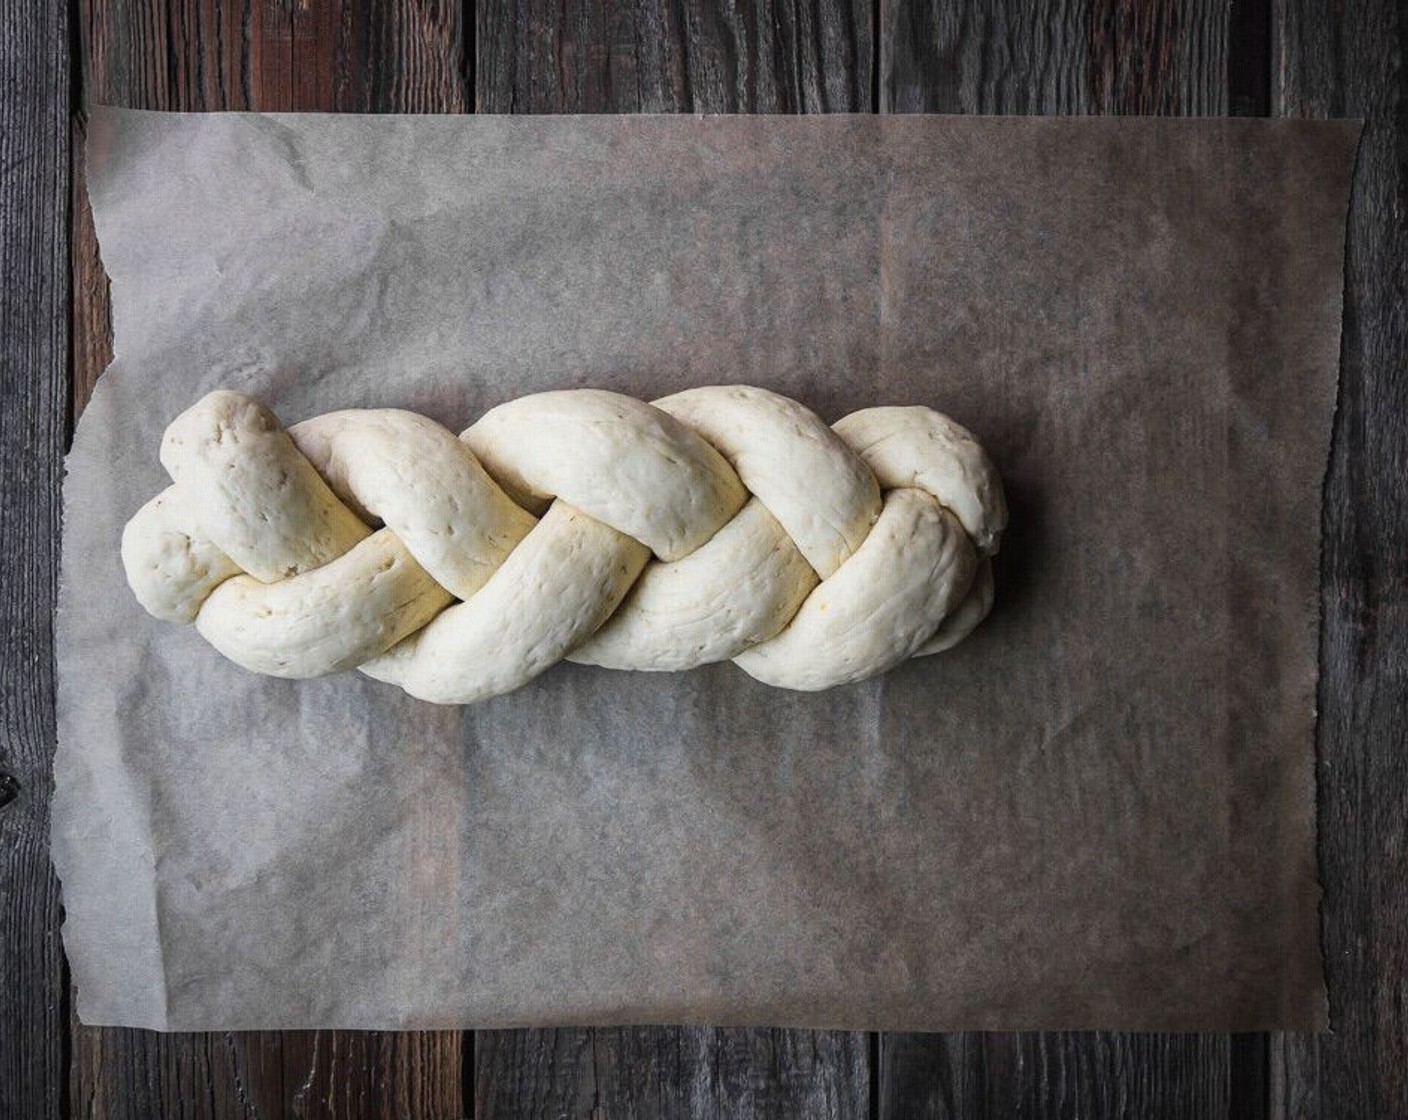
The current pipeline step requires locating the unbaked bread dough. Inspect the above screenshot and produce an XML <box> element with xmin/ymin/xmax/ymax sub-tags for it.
<box><xmin>122</xmin><ymin>386</ymin><xmax>1007</xmax><ymax>703</ymax></box>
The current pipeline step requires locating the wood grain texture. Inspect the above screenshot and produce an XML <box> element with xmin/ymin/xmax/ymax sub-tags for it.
<box><xmin>72</xmin><ymin>1027</ymin><xmax>464</xmax><ymax>1120</ymax></box>
<box><xmin>471</xmin><ymin>3</ymin><xmax>872</xmax><ymax>1116</ymax></box>
<box><xmin>878</xmin><ymin>1033</ymin><xmax>1239</xmax><ymax>1119</ymax></box>
<box><xmin>476</xmin><ymin>0</ymin><xmax>872</xmax><ymax>112</ymax></box>
<box><xmin>877</xmin><ymin>1</ymin><xmax>1265</xmax><ymax>1114</ymax></box>
<box><xmin>0</xmin><ymin>1</ymin><xmax>69</xmax><ymax>1118</ymax></box>
<box><xmin>71</xmin><ymin>117</ymin><xmax>111</xmax><ymax>421</ymax></box>
<box><xmin>79</xmin><ymin>0</ymin><xmax>467</xmax><ymax>113</ymax></box>
<box><xmin>70</xmin><ymin>3</ymin><xmax>469</xmax><ymax>1117</ymax></box>
<box><xmin>881</xmin><ymin>0</ymin><xmax>1227</xmax><ymax>114</ymax></box>
<box><xmin>1272</xmin><ymin>0</ymin><xmax>1408</xmax><ymax>1116</ymax></box>
<box><xmin>476</xmin><ymin>1027</ymin><xmax>869</xmax><ymax>1118</ymax></box>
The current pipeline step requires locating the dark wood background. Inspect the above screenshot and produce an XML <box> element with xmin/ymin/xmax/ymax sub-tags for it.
<box><xmin>2</xmin><ymin>0</ymin><xmax>1403</xmax><ymax>1116</ymax></box>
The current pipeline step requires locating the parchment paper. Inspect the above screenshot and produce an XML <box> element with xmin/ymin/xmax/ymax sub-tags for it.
<box><xmin>54</xmin><ymin>108</ymin><xmax>1358</xmax><ymax>1031</ymax></box>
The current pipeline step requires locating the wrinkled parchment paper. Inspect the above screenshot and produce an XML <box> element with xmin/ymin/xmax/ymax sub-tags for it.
<box><xmin>54</xmin><ymin>108</ymin><xmax>1358</xmax><ymax>1030</ymax></box>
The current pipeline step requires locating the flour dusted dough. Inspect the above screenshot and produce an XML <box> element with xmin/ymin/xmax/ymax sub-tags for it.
<box><xmin>121</xmin><ymin>386</ymin><xmax>1007</xmax><ymax>702</ymax></box>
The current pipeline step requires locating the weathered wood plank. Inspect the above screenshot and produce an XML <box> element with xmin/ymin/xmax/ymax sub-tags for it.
<box><xmin>1272</xmin><ymin>1</ymin><xmax>1408</xmax><ymax>1117</ymax></box>
<box><xmin>878</xmin><ymin>2</ymin><xmax>1252</xmax><ymax>1114</ymax></box>
<box><xmin>72</xmin><ymin>1028</ymin><xmax>465</xmax><ymax>1120</ymax></box>
<box><xmin>78</xmin><ymin>0</ymin><xmax>467</xmax><ymax>115</ymax></box>
<box><xmin>878</xmin><ymin>1033</ymin><xmax>1236</xmax><ymax>1119</ymax></box>
<box><xmin>881</xmin><ymin>0</ymin><xmax>1227</xmax><ymax>115</ymax></box>
<box><xmin>70</xmin><ymin>3</ymin><xmax>469</xmax><ymax>1117</ymax></box>
<box><xmin>476</xmin><ymin>1027</ymin><xmax>870</xmax><ymax>1118</ymax></box>
<box><xmin>477</xmin><ymin>0</ymin><xmax>872</xmax><ymax>112</ymax></box>
<box><xmin>472</xmin><ymin>2</ymin><xmax>873</xmax><ymax>1115</ymax></box>
<box><xmin>71</xmin><ymin>117</ymin><xmax>111</xmax><ymax>424</ymax></box>
<box><xmin>0</xmin><ymin>0</ymin><xmax>69</xmax><ymax>1117</ymax></box>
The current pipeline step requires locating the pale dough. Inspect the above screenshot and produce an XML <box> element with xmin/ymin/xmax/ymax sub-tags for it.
<box><xmin>122</xmin><ymin>386</ymin><xmax>1008</xmax><ymax>702</ymax></box>
<box><xmin>571</xmin><ymin>386</ymin><xmax>879</xmax><ymax>672</ymax></box>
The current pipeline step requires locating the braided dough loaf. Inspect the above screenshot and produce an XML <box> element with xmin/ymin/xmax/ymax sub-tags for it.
<box><xmin>121</xmin><ymin>386</ymin><xmax>1007</xmax><ymax>704</ymax></box>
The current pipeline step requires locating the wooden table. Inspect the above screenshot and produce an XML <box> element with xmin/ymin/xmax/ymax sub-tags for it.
<box><xmin>2</xmin><ymin>1</ymin><xmax>1402</xmax><ymax>1116</ymax></box>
